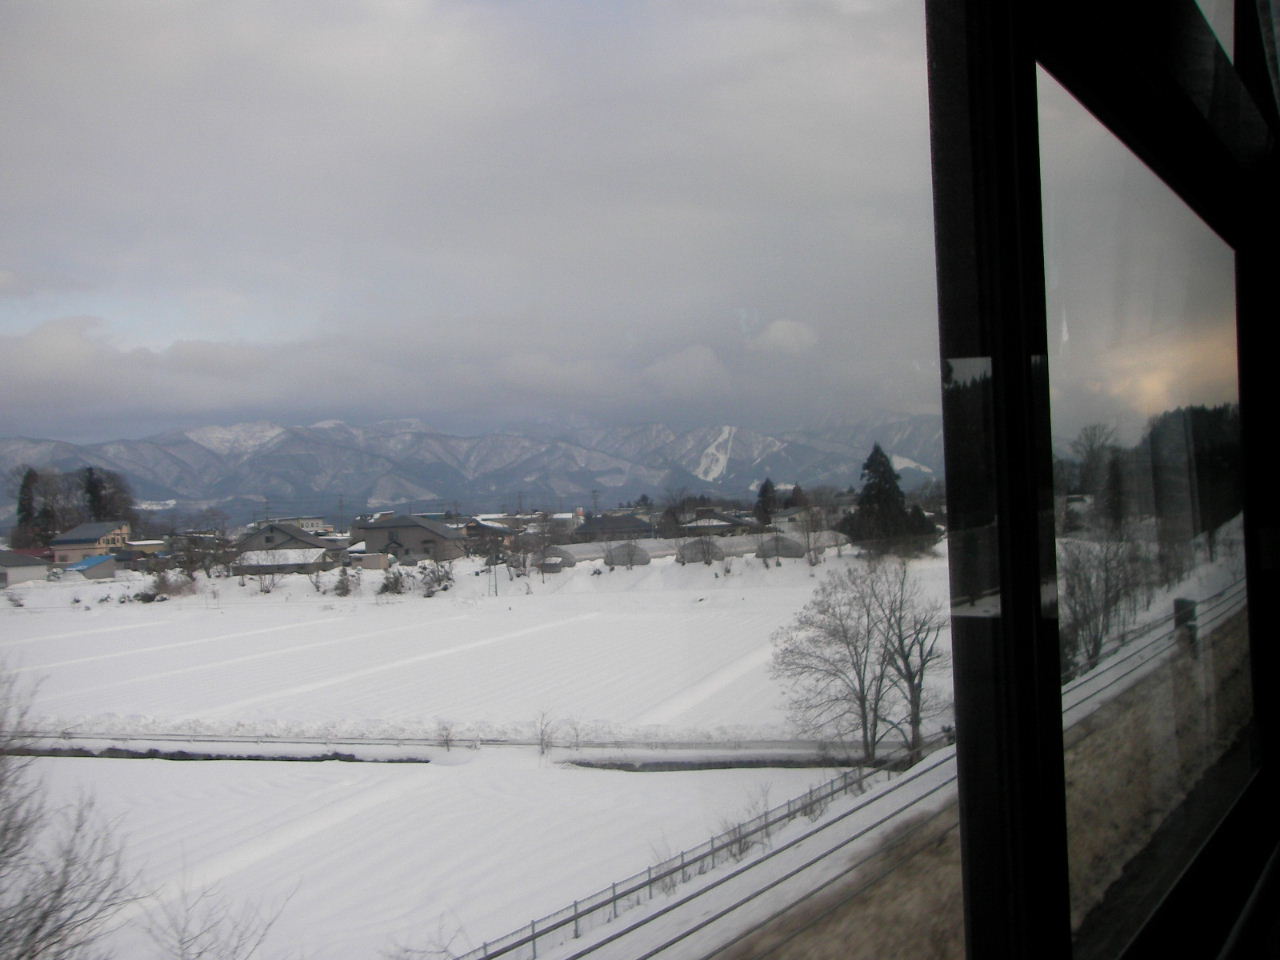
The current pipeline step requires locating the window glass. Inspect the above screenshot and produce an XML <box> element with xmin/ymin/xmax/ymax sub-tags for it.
<box><xmin>1038</xmin><ymin>67</ymin><xmax>1253</xmax><ymax>955</ymax></box>
<box><xmin>1193</xmin><ymin>0</ymin><xmax>1235</xmax><ymax>60</ymax></box>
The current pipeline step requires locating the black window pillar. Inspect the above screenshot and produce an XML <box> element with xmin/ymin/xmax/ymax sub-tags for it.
<box><xmin>925</xmin><ymin>0</ymin><xmax>1071</xmax><ymax>957</ymax></box>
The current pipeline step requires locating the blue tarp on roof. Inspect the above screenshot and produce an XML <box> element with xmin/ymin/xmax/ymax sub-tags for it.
<box><xmin>66</xmin><ymin>554</ymin><xmax>114</xmax><ymax>572</ymax></box>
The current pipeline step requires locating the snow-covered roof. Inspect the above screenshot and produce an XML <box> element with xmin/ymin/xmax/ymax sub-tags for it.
<box><xmin>236</xmin><ymin>548</ymin><xmax>327</xmax><ymax>566</ymax></box>
<box><xmin>471</xmin><ymin>518</ymin><xmax>515</xmax><ymax>533</ymax></box>
<box><xmin>360</xmin><ymin>514</ymin><xmax>463</xmax><ymax>539</ymax></box>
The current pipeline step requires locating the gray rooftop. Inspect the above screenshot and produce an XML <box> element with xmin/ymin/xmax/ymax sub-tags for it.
<box><xmin>50</xmin><ymin>521</ymin><xmax>128</xmax><ymax>545</ymax></box>
<box><xmin>358</xmin><ymin>514</ymin><xmax>464</xmax><ymax>539</ymax></box>
<box><xmin>0</xmin><ymin>550</ymin><xmax>49</xmax><ymax>567</ymax></box>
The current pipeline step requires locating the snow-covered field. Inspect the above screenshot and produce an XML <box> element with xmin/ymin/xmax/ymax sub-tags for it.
<box><xmin>2</xmin><ymin>529</ymin><xmax>1250</xmax><ymax>960</ymax></box>
<box><xmin>38</xmin><ymin>751</ymin><xmax>850</xmax><ymax>960</ymax></box>
<box><xmin>2</xmin><ymin>550</ymin><xmax>954</xmax><ymax>960</ymax></box>
<box><xmin>6</xmin><ymin>552</ymin><xmax>959</xmax><ymax>743</ymax></box>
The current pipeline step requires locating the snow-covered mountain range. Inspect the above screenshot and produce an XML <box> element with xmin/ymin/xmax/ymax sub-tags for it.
<box><xmin>0</xmin><ymin>414</ymin><xmax>943</xmax><ymax>520</ymax></box>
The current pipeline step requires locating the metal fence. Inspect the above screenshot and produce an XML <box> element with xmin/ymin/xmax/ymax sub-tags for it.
<box><xmin>452</xmin><ymin>766</ymin><xmax>879</xmax><ymax>960</ymax></box>
<box><xmin>452</xmin><ymin>579</ymin><xmax>1248</xmax><ymax>960</ymax></box>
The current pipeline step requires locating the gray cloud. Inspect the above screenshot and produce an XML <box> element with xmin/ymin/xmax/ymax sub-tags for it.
<box><xmin>1037</xmin><ymin>69</ymin><xmax>1240</xmax><ymax>444</ymax></box>
<box><xmin>1</xmin><ymin>0</ymin><xmax>941</xmax><ymax>442</ymax></box>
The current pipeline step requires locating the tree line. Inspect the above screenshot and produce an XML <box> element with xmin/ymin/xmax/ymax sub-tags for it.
<box><xmin>1055</xmin><ymin>404</ymin><xmax>1243</xmax><ymax>680</ymax></box>
<box><xmin>7</xmin><ymin>466</ymin><xmax>138</xmax><ymax>549</ymax></box>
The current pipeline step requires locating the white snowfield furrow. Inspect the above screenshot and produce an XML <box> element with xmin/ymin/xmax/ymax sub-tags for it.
<box><xmin>190</xmin><ymin>612</ymin><xmax>601</xmax><ymax>719</ymax></box>
<box><xmin>631</xmin><ymin>640</ymin><xmax>774</xmax><ymax>727</ymax></box>
<box><xmin>0</xmin><ymin>618</ymin><xmax>173</xmax><ymax>648</ymax></box>
<box><xmin>32</xmin><ymin>616</ymin><xmax>452</xmax><ymax>702</ymax></box>
<box><xmin>116</xmin><ymin>771</ymin><xmax>419</xmax><ymax>932</ymax></box>
<box><xmin>10</xmin><ymin>616</ymin><xmax>349</xmax><ymax>674</ymax></box>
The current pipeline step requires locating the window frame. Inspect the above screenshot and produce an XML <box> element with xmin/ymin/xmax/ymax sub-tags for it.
<box><xmin>924</xmin><ymin>1</ymin><xmax>1280</xmax><ymax>957</ymax></box>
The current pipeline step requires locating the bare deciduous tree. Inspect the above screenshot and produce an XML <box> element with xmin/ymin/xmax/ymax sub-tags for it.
<box><xmin>0</xmin><ymin>673</ymin><xmax>136</xmax><ymax>960</ymax></box>
<box><xmin>534</xmin><ymin>711</ymin><xmax>558</xmax><ymax>756</ymax></box>
<box><xmin>771</xmin><ymin>567</ymin><xmax>893</xmax><ymax>763</ymax></box>
<box><xmin>1070</xmin><ymin>423</ymin><xmax>1119</xmax><ymax>500</ymax></box>
<box><xmin>772</xmin><ymin>561</ymin><xmax>948</xmax><ymax>765</ymax></box>
<box><xmin>145</xmin><ymin>883</ymin><xmax>292</xmax><ymax>960</ymax></box>
<box><xmin>1058</xmin><ymin>538</ymin><xmax>1135</xmax><ymax>676</ymax></box>
<box><xmin>384</xmin><ymin>917</ymin><xmax>467</xmax><ymax>959</ymax></box>
<box><xmin>435</xmin><ymin>720</ymin><xmax>455</xmax><ymax>752</ymax></box>
<box><xmin>867</xmin><ymin>560</ymin><xmax>948</xmax><ymax>764</ymax></box>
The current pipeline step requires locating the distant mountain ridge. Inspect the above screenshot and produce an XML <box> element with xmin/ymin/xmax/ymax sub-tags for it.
<box><xmin>0</xmin><ymin>414</ymin><xmax>944</xmax><ymax>522</ymax></box>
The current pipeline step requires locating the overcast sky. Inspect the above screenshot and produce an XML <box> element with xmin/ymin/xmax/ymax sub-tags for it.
<box><xmin>1037</xmin><ymin>69</ymin><xmax>1240</xmax><ymax>447</ymax></box>
<box><xmin>0</xmin><ymin>0</ymin><xmax>943</xmax><ymax>443</ymax></box>
<box><xmin>0</xmin><ymin>1</ymin><xmax>1239</xmax><ymax>448</ymax></box>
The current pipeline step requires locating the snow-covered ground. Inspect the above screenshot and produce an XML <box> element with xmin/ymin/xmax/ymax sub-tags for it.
<box><xmin>4</xmin><ymin>551</ymin><xmax>954</xmax><ymax>744</ymax></box>
<box><xmin>37</xmin><ymin>751</ymin><xmax>846</xmax><ymax>960</ymax></box>
<box><xmin>4</xmin><ymin>530</ymin><xmax>1242</xmax><ymax>960</ymax></box>
<box><xmin>3</xmin><ymin>549</ymin><xmax>953</xmax><ymax>960</ymax></box>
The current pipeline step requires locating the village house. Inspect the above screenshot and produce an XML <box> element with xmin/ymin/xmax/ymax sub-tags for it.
<box><xmin>251</xmin><ymin>515</ymin><xmax>332</xmax><ymax>534</ymax></box>
<box><xmin>678</xmin><ymin>507</ymin><xmax>759</xmax><ymax>537</ymax></box>
<box><xmin>231</xmin><ymin>521</ymin><xmax>346</xmax><ymax>576</ymax></box>
<box><xmin>49</xmin><ymin>520</ymin><xmax>131</xmax><ymax>564</ymax></box>
<box><xmin>353</xmin><ymin>514</ymin><xmax>466</xmax><ymax>563</ymax></box>
<box><xmin>573</xmin><ymin>513</ymin><xmax>655</xmax><ymax>542</ymax></box>
<box><xmin>0</xmin><ymin>550</ymin><xmax>50</xmax><ymax>587</ymax></box>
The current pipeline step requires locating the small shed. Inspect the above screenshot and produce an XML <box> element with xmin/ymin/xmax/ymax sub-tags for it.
<box><xmin>677</xmin><ymin>538</ymin><xmax>725</xmax><ymax>564</ymax></box>
<box><xmin>536</xmin><ymin>545</ymin><xmax>581</xmax><ymax>569</ymax></box>
<box><xmin>755</xmin><ymin>534</ymin><xmax>807</xmax><ymax>559</ymax></box>
<box><xmin>604</xmin><ymin>542</ymin><xmax>651</xmax><ymax>567</ymax></box>
<box><xmin>0</xmin><ymin>550</ymin><xmax>50</xmax><ymax>587</ymax></box>
<box><xmin>536</xmin><ymin>555</ymin><xmax>566</xmax><ymax>574</ymax></box>
<box><xmin>575</xmin><ymin>514</ymin><xmax>655</xmax><ymax>542</ymax></box>
<box><xmin>65</xmin><ymin>554</ymin><xmax>117</xmax><ymax>579</ymax></box>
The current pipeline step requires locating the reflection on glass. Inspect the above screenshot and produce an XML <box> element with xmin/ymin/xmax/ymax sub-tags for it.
<box><xmin>940</xmin><ymin>357</ymin><xmax>1000</xmax><ymax>617</ymax></box>
<box><xmin>1038</xmin><ymin>68</ymin><xmax>1252</xmax><ymax>955</ymax></box>
<box><xmin>1193</xmin><ymin>0</ymin><xmax>1235</xmax><ymax>60</ymax></box>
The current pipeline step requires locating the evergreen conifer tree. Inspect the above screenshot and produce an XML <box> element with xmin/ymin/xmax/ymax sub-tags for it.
<box><xmin>784</xmin><ymin>484</ymin><xmax>808</xmax><ymax>509</ymax></box>
<box><xmin>1102</xmin><ymin>453</ymin><xmax>1125</xmax><ymax>534</ymax></box>
<box><xmin>755</xmin><ymin>478</ymin><xmax>777</xmax><ymax>524</ymax></box>
<box><xmin>9</xmin><ymin>467</ymin><xmax>39</xmax><ymax>548</ymax></box>
<box><xmin>837</xmin><ymin>444</ymin><xmax>935</xmax><ymax>554</ymax></box>
<box><xmin>82</xmin><ymin>466</ymin><xmax>107</xmax><ymax>521</ymax></box>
